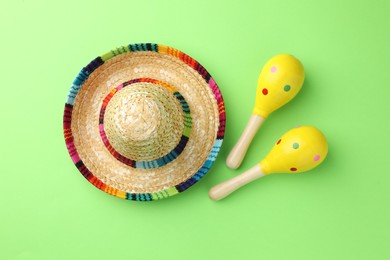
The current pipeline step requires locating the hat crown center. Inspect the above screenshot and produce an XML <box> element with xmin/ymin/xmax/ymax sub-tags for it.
<box><xmin>102</xmin><ymin>83</ymin><xmax>184</xmax><ymax>162</ymax></box>
<box><xmin>116</xmin><ymin>96</ymin><xmax>160</xmax><ymax>141</ymax></box>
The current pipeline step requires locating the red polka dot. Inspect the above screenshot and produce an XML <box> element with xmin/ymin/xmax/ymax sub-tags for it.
<box><xmin>277</xmin><ymin>139</ymin><xmax>281</xmax><ymax>145</ymax></box>
<box><xmin>290</xmin><ymin>167</ymin><xmax>297</xmax><ymax>172</ymax></box>
<box><xmin>262</xmin><ymin>88</ymin><xmax>268</xmax><ymax>95</ymax></box>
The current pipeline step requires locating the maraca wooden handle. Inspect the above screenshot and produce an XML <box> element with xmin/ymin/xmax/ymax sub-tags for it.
<box><xmin>226</xmin><ymin>115</ymin><xmax>264</xmax><ymax>169</ymax></box>
<box><xmin>209</xmin><ymin>164</ymin><xmax>264</xmax><ymax>201</ymax></box>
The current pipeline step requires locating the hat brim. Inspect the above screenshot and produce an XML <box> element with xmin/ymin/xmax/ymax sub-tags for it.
<box><xmin>63</xmin><ymin>43</ymin><xmax>225</xmax><ymax>201</ymax></box>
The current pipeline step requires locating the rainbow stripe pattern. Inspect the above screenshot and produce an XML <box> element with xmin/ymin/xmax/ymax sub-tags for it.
<box><xmin>63</xmin><ymin>43</ymin><xmax>226</xmax><ymax>201</ymax></box>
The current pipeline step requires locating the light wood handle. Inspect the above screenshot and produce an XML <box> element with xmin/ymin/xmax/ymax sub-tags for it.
<box><xmin>226</xmin><ymin>115</ymin><xmax>264</xmax><ymax>169</ymax></box>
<box><xmin>209</xmin><ymin>164</ymin><xmax>265</xmax><ymax>201</ymax></box>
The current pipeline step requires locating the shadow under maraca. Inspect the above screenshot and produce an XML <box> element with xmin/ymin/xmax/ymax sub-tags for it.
<box><xmin>207</xmin><ymin>172</ymin><xmax>286</xmax><ymax>203</ymax></box>
<box><xmin>264</xmin><ymin>74</ymin><xmax>313</xmax><ymax>120</ymax></box>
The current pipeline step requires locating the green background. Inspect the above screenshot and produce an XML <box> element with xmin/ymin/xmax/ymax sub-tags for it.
<box><xmin>1</xmin><ymin>0</ymin><xmax>389</xmax><ymax>259</ymax></box>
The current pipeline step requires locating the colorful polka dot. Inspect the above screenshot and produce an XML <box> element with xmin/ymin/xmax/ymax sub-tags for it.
<box><xmin>277</xmin><ymin>139</ymin><xmax>281</xmax><ymax>145</ymax></box>
<box><xmin>271</xmin><ymin>66</ymin><xmax>276</xmax><ymax>73</ymax></box>
<box><xmin>314</xmin><ymin>155</ymin><xmax>321</xmax><ymax>161</ymax></box>
<box><xmin>262</xmin><ymin>88</ymin><xmax>268</xmax><ymax>95</ymax></box>
<box><xmin>290</xmin><ymin>167</ymin><xmax>297</xmax><ymax>172</ymax></box>
<box><xmin>293</xmin><ymin>143</ymin><xmax>299</xmax><ymax>149</ymax></box>
<box><xmin>284</xmin><ymin>85</ymin><xmax>291</xmax><ymax>92</ymax></box>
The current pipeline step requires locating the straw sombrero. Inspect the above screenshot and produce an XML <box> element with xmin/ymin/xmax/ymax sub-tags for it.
<box><xmin>63</xmin><ymin>43</ymin><xmax>226</xmax><ymax>201</ymax></box>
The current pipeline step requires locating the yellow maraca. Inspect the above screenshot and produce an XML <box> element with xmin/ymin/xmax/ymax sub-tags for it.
<box><xmin>210</xmin><ymin>126</ymin><xmax>328</xmax><ymax>201</ymax></box>
<box><xmin>226</xmin><ymin>54</ymin><xmax>305</xmax><ymax>169</ymax></box>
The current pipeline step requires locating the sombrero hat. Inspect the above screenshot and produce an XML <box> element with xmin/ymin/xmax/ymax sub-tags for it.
<box><xmin>63</xmin><ymin>43</ymin><xmax>226</xmax><ymax>201</ymax></box>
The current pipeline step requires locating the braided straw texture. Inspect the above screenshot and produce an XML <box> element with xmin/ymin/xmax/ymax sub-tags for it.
<box><xmin>63</xmin><ymin>44</ymin><xmax>225</xmax><ymax>201</ymax></box>
<box><xmin>103</xmin><ymin>83</ymin><xmax>183</xmax><ymax>161</ymax></box>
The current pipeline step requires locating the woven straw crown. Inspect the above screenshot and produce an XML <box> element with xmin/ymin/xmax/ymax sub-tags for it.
<box><xmin>63</xmin><ymin>43</ymin><xmax>225</xmax><ymax>201</ymax></box>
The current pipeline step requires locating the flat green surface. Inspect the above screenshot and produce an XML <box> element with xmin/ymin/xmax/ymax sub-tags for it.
<box><xmin>1</xmin><ymin>0</ymin><xmax>389</xmax><ymax>259</ymax></box>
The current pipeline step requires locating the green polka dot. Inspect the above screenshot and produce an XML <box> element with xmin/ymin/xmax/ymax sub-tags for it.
<box><xmin>284</xmin><ymin>85</ymin><xmax>291</xmax><ymax>92</ymax></box>
<box><xmin>293</xmin><ymin>143</ymin><xmax>299</xmax><ymax>149</ymax></box>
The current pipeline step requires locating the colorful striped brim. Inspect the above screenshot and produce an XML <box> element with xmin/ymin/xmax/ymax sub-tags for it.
<box><xmin>63</xmin><ymin>43</ymin><xmax>226</xmax><ymax>201</ymax></box>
